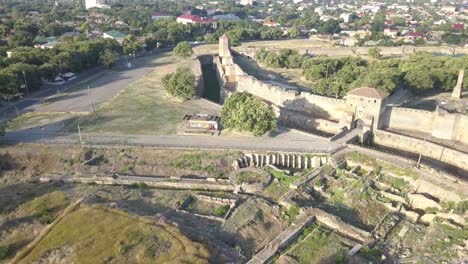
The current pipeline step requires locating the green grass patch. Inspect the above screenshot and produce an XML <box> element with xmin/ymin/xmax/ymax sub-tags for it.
<box><xmin>17</xmin><ymin>191</ymin><xmax>69</xmax><ymax>222</ymax></box>
<box><xmin>262</xmin><ymin>182</ymin><xmax>289</xmax><ymax>200</ymax></box>
<box><xmin>287</xmin><ymin>225</ymin><xmax>348</xmax><ymax>263</ymax></box>
<box><xmin>214</xmin><ymin>205</ymin><xmax>230</xmax><ymax>217</ymax></box>
<box><xmin>265</xmin><ymin>168</ymin><xmax>294</xmax><ymax>185</ymax></box>
<box><xmin>171</xmin><ymin>152</ymin><xmax>225</xmax><ymax>178</ymax></box>
<box><xmin>20</xmin><ymin>206</ymin><xmax>210</xmax><ymax>264</ymax></box>
<box><xmin>346</xmin><ymin>151</ymin><xmax>418</xmax><ymax>179</ymax></box>
<box><xmin>379</xmin><ymin>174</ymin><xmax>410</xmax><ymax>192</ymax></box>
<box><xmin>236</xmin><ymin>171</ymin><xmax>267</xmax><ymax>184</ymax></box>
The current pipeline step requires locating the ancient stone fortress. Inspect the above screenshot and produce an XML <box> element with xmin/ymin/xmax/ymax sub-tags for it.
<box><xmin>214</xmin><ymin>34</ymin><xmax>468</xmax><ymax>175</ymax></box>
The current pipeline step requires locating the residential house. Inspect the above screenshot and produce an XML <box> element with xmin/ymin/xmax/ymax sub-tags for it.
<box><xmin>103</xmin><ymin>30</ymin><xmax>127</xmax><ymax>44</ymax></box>
<box><xmin>384</xmin><ymin>28</ymin><xmax>398</xmax><ymax>38</ymax></box>
<box><xmin>176</xmin><ymin>14</ymin><xmax>217</xmax><ymax>29</ymax></box>
<box><xmin>212</xmin><ymin>14</ymin><xmax>240</xmax><ymax>21</ymax></box>
<box><xmin>453</xmin><ymin>23</ymin><xmax>464</xmax><ymax>31</ymax></box>
<box><xmin>263</xmin><ymin>21</ymin><xmax>280</xmax><ymax>27</ymax></box>
<box><xmin>151</xmin><ymin>13</ymin><xmax>172</xmax><ymax>20</ymax></box>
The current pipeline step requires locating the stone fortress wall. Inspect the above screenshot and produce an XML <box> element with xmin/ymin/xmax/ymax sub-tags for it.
<box><xmin>214</xmin><ymin>36</ymin><xmax>468</xmax><ymax>173</ymax></box>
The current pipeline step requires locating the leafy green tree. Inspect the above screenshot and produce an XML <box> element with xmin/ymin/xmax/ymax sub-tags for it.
<box><xmin>288</xmin><ymin>27</ymin><xmax>301</xmax><ymax>39</ymax></box>
<box><xmin>162</xmin><ymin>67</ymin><xmax>196</xmax><ymax>100</ymax></box>
<box><xmin>8</xmin><ymin>31</ymin><xmax>34</xmax><ymax>47</ymax></box>
<box><xmin>221</xmin><ymin>92</ymin><xmax>277</xmax><ymax>136</ymax></box>
<box><xmin>173</xmin><ymin>41</ymin><xmax>193</xmax><ymax>58</ymax></box>
<box><xmin>99</xmin><ymin>49</ymin><xmax>119</xmax><ymax>69</ymax></box>
<box><xmin>368</xmin><ymin>47</ymin><xmax>382</xmax><ymax>60</ymax></box>
<box><xmin>123</xmin><ymin>34</ymin><xmax>141</xmax><ymax>55</ymax></box>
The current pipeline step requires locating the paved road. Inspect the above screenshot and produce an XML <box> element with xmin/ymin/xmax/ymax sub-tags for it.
<box><xmin>34</xmin><ymin>66</ymin><xmax>154</xmax><ymax>113</ymax></box>
<box><xmin>0</xmin><ymin>49</ymin><xmax>170</xmax><ymax>122</ymax></box>
<box><xmin>0</xmin><ymin>130</ymin><xmax>343</xmax><ymax>154</ymax></box>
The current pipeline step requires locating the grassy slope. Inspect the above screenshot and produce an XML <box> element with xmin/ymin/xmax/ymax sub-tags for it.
<box><xmin>21</xmin><ymin>206</ymin><xmax>210</xmax><ymax>264</ymax></box>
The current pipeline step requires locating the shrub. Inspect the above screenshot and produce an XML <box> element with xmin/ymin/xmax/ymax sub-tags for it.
<box><xmin>0</xmin><ymin>245</ymin><xmax>9</xmax><ymax>260</ymax></box>
<box><xmin>214</xmin><ymin>205</ymin><xmax>229</xmax><ymax>216</ymax></box>
<box><xmin>425</xmin><ymin>207</ymin><xmax>438</xmax><ymax>214</ymax></box>
<box><xmin>36</xmin><ymin>204</ymin><xmax>53</xmax><ymax>224</ymax></box>
<box><xmin>287</xmin><ymin>203</ymin><xmax>300</xmax><ymax>221</ymax></box>
<box><xmin>221</xmin><ymin>92</ymin><xmax>277</xmax><ymax>136</ymax></box>
<box><xmin>162</xmin><ymin>67</ymin><xmax>196</xmax><ymax>100</ymax></box>
<box><xmin>360</xmin><ymin>245</ymin><xmax>382</xmax><ymax>260</ymax></box>
<box><xmin>173</xmin><ymin>41</ymin><xmax>193</xmax><ymax>58</ymax></box>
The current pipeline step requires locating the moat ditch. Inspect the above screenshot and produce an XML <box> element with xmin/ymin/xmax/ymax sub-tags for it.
<box><xmin>199</xmin><ymin>55</ymin><xmax>221</xmax><ymax>103</ymax></box>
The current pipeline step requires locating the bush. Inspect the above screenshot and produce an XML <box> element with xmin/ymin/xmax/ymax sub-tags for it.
<box><xmin>36</xmin><ymin>204</ymin><xmax>53</xmax><ymax>224</ymax></box>
<box><xmin>162</xmin><ymin>67</ymin><xmax>196</xmax><ymax>100</ymax></box>
<box><xmin>221</xmin><ymin>92</ymin><xmax>277</xmax><ymax>136</ymax></box>
<box><xmin>425</xmin><ymin>207</ymin><xmax>438</xmax><ymax>214</ymax></box>
<box><xmin>360</xmin><ymin>245</ymin><xmax>382</xmax><ymax>260</ymax></box>
<box><xmin>214</xmin><ymin>205</ymin><xmax>229</xmax><ymax>216</ymax></box>
<box><xmin>287</xmin><ymin>203</ymin><xmax>300</xmax><ymax>221</ymax></box>
<box><xmin>173</xmin><ymin>41</ymin><xmax>193</xmax><ymax>58</ymax></box>
<box><xmin>0</xmin><ymin>245</ymin><xmax>9</xmax><ymax>260</ymax></box>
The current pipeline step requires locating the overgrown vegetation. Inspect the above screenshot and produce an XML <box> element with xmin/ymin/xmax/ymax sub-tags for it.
<box><xmin>214</xmin><ymin>205</ymin><xmax>230</xmax><ymax>216</ymax></box>
<box><xmin>346</xmin><ymin>151</ymin><xmax>419</xmax><ymax>179</ymax></box>
<box><xmin>162</xmin><ymin>67</ymin><xmax>196</xmax><ymax>100</ymax></box>
<box><xmin>255</xmin><ymin>49</ymin><xmax>468</xmax><ymax>97</ymax></box>
<box><xmin>265</xmin><ymin>167</ymin><xmax>294</xmax><ymax>185</ymax></box>
<box><xmin>221</xmin><ymin>92</ymin><xmax>277</xmax><ymax>136</ymax></box>
<box><xmin>236</xmin><ymin>171</ymin><xmax>266</xmax><ymax>184</ymax></box>
<box><xmin>171</xmin><ymin>152</ymin><xmax>225</xmax><ymax>178</ymax></box>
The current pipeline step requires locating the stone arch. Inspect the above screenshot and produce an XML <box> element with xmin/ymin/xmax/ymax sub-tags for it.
<box><xmin>354</xmin><ymin>119</ymin><xmax>364</xmax><ymax>129</ymax></box>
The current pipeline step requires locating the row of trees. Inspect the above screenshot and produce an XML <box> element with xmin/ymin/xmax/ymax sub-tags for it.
<box><xmin>255</xmin><ymin>48</ymin><xmax>468</xmax><ymax>97</ymax></box>
<box><xmin>0</xmin><ymin>38</ymin><xmax>120</xmax><ymax>100</ymax></box>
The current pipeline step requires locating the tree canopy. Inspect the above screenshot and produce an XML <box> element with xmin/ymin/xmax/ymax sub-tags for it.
<box><xmin>173</xmin><ymin>41</ymin><xmax>193</xmax><ymax>58</ymax></box>
<box><xmin>162</xmin><ymin>67</ymin><xmax>196</xmax><ymax>100</ymax></box>
<box><xmin>254</xmin><ymin>49</ymin><xmax>468</xmax><ymax>97</ymax></box>
<box><xmin>221</xmin><ymin>92</ymin><xmax>277</xmax><ymax>136</ymax></box>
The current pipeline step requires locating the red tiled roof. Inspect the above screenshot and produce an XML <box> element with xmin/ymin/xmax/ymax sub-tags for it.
<box><xmin>347</xmin><ymin>87</ymin><xmax>389</xmax><ymax>99</ymax></box>
<box><xmin>177</xmin><ymin>14</ymin><xmax>214</xmax><ymax>23</ymax></box>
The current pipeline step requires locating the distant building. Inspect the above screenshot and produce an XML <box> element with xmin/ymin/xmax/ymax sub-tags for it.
<box><xmin>87</xmin><ymin>13</ymin><xmax>110</xmax><ymax>24</ymax></box>
<box><xmin>103</xmin><ymin>30</ymin><xmax>126</xmax><ymax>44</ymax></box>
<box><xmin>408</xmin><ymin>32</ymin><xmax>424</xmax><ymax>39</ymax></box>
<box><xmin>263</xmin><ymin>21</ymin><xmax>280</xmax><ymax>27</ymax></box>
<box><xmin>183</xmin><ymin>114</ymin><xmax>220</xmax><ymax>135</ymax></box>
<box><xmin>212</xmin><ymin>14</ymin><xmax>240</xmax><ymax>21</ymax></box>
<box><xmin>339</xmin><ymin>13</ymin><xmax>353</xmax><ymax>23</ymax></box>
<box><xmin>85</xmin><ymin>0</ymin><xmax>110</xmax><ymax>9</ymax></box>
<box><xmin>176</xmin><ymin>14</ymin><xmax>217</xmax><ymax>28</ymax></box>
<box><xmin>384</xmin><ymin>28</ymin><xmax>398</xmax><ymax>38</ymax></box>
<box><xmin>151</xmin><ymin>13</ymin><xmax>172</xmax><ymax>20</ymax></box>
<box><xmin>240</xmin><ymin>0</ymin><xmax>253</xmax><ymax>6</ymax></box>
<box><xmin>340</xmin><ymin>37</ymin><xmax>358</xmax><ymax>46</ymax></box>
<box><xmin>453</xmin><ymin>23</ymin><xmax>464</xmax><ymax>31</ymax></box>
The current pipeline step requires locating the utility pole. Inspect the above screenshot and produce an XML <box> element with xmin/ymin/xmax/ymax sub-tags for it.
<box><xmin>416</xmin><ymin>137</ymin><xmax>427</xmax><ymax>168</ymax></box>
<box><xmin>87</xmin><ymin>85</ymin><xmax>94</xmax><ymax>113</ymax></box>
<box><xmin>78</xmin><ymin>124</ymin><xmax>84</xmax><ymax>150</ymax></box>
<box><xmin>22</xmin><ymin>71</ymin><xmax>30</xmax><ymax>96</ymax></box>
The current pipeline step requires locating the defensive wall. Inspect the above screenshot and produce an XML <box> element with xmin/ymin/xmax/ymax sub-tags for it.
<box><xmin>381</xmin><ymin>106</ymin><xmax>468</xmax><ymax>144</ymax></box>
<box><xmin>214</xmin><ymin>37</ymin><xmax>468</xmax><ymax>173</ymax></box>
<box><xmin>374</xmin><ymin>130</ymin><xmax>468</xmax><ymax>176</ymax></box>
